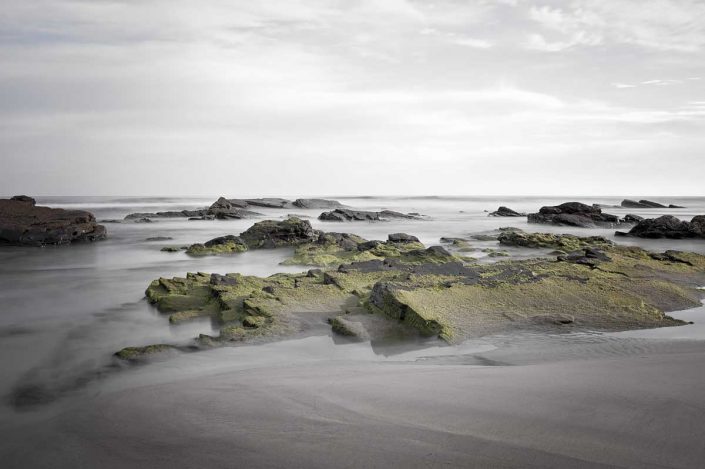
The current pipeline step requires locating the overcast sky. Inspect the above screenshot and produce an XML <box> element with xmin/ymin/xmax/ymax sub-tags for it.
<box><xmin>1</xmin><ymin>0</ymin><xmax>704</xmax><ymax>196</ymax></box>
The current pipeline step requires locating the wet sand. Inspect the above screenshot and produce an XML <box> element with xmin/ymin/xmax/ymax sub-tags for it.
<box><xmin>2</xmin><ymin>337</ymin><xmax>704</xmax><ymax>469</ymax></box>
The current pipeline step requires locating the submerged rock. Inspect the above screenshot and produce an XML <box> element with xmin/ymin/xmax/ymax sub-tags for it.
<box><xmin>616</xmin><ymin>215</ymin><xmax>705</xmax><ymax>239</ymax></box>
<box><xmin>527</xmin><ymin>202</ymin><xmax>623</xmax><ymax>228</ymax></box>
<box><xmin>488</xmin><ymin>206</ymin><xmax>526</xmax><ymax>217</ymax></box>
<box><xmin>0</xmin><ymin>196</ymin><xmax>106</xmax><ymax>246</ymax></box>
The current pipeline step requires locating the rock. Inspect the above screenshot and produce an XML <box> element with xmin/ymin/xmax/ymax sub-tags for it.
<box><xmin>243</xmin><ymin>198</ymin><xmax>292</xmax><ymax>209</ymax></box>
<box><xmin>618</xmin><ymin>215</ymin><xmax>705</xmax><ymax>239</ymax></box>
<box><xmin>114</xmin><ymin>344</ymin><xmax>177</xmax><ymax>362</ymax></box>
<box><xmin>329</xmin><ymin>316</ymin><xmax>369</xmax><ymax>340</ymax></box>
<box><xmin>186</xmin><ymin>235</ymin><xmax>248</xmax><ymax>255</ymax></box>
<box><xmin>621</xmin><ymin>199</ymin><xmax>667</xmax><ymax>209</ymax></box>
<box><xmin>388</xmin><ymin>233</ymin><xmax>420</xmax><ymax>244</ymax></box>
<box><xmin>498</xmin><ymin>229</ymin><xmax>613</xmax><ymax>251</ymax></box>
<box><xmin>240</xmin><ymin>217</ymin><xmax>317</xmax><ymax>248</ymax></box>
<box><xmin>134</xmin><ymin>218</ymin><xmax>153</xmax><ymax>223</ymax></box>
<box><xmin>160</xmin><ymin>246</ymin><xmax>181</xmax><ymax>252</ymax></box>
<box><xmin>10</xmin><ymin>195</ymin><xmax>35</xmax><ymax>205</ymax></box>
<box><xmin>527</xmin><ymin>202</ymin><xmax>621</xmax><ymax>228</ymax></box>
<box><xmin>318</xmin><ymin>208</ymin><xmax>421</xmax><ymax>222</ymax></box>
<box><xmin>0</xmin><ymin>197</ymin><xmax>106</xmax><ymax>246</ymax></box>
<box><xmin>292</xmin><ymin>199</ymin><xmax>344</xmax><ymax>209</ymax></box>
<box><xmin>488</xmin><ymin>206</ymin><xmax>525</xmax><ymax>217</ymax></box>
<box><xmin>146</xmin><ymin>236</ymin><xmax>173</xmax><ymax>241</ymax></box>
<box><xmin>669</xmin><ymin>204</ymin><xmax>685</xmax><ymax>209</ymax></box>
<box><xmin>623</xmin><ymin>214</ymin><xmax>644</xmax><ymax>224</ymax></box>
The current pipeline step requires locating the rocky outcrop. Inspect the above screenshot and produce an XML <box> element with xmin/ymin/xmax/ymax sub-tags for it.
<box><xmin>498</xmin><ymin>229</ymin><xmax>613</xmax><ymax>251</ymax></box>
<box><xmin>527</xmin><ymin>202</ymin><xmax>622</xmax><ymax>228</ymax></box>
<box><xmin>240</xmin><ymin>217</ymin><xmax>318</xmax><ymax>248</ymax></box>
<box><xmin>488</xmin><ymin>206</ymin><xmax>525</xmax><ymax>217</ymax></box>
<box><xmin>123</xmin><ymin>239</ymin><xmax>705</xmax><ymax>359</ymax></box>
<box><xmin>621</xmin><ymin>199</ymin><xmax>667</xmax><ymax>209</ymax></box>
<box><xmin>616</xmin><ymin>215</ymin><xmax>705</xmax><ymax>239</ymax></box>
<box><xmin>0</xmin><ymin>196</ymin><xmax>106</xmax><ymax>246</ymax></box>
<box><xmin>318</xmin><ymin>208</ymin><xmax>422</xmax><ymax>222</ymax></box>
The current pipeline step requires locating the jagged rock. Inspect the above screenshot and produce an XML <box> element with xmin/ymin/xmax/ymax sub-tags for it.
<box><xmin>489</xmin><ymin>206</ymin><xmax>525</xmax><ymax>217</ymax></box>
<box><xmin>0</xmin><ymin>197</ymin><xmax>106</xmax><ymax>246</ymax></box>
<box><xmin>621</xmin><ymin>199</ymin><xmax>667</xmax><ymax>209</ymax></box>
<box><xmin>527</xmin><ymin>202</ymin><xmax>621</xmax><ymax>228</ymax></box>
<box><xmin>292</xmin><ymin>198</ymin><xmax>344</xmax><ymax>209</ymax></box>
<box><xmin>616</xmin><ymin>215</ymin><xmax>705</xmax><ymax>239</ymax></box>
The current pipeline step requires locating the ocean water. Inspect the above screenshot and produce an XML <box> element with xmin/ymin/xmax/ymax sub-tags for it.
<box><xmin>0</xmin><ymin>195</ymin><xmax>704</xmax><ymax>413</ymax></box>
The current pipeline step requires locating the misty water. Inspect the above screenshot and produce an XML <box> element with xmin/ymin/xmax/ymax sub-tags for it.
<box><xmin>1</xmin><ymin>196</ymin><xmax>705</xmax><ymax>439</ymax></box>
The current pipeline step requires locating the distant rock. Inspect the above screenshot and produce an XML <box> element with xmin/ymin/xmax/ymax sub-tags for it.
<box><xmin>292</xmin><ymin>198</ymin><xmax>344</xmax><ymax>209</ymax></box>
<box><xmin>623</xmin><ymin>214</ymin><xmax>644</xmax><ymax>224</ymax></box>
<box><xmin>527</xmin><ymin>202</ymin><xmax>622</xmax><ymax>228</ymax></box>
<box><xmin>242</xmin><ymin>198</ymin><xmax>292</xmax><ymax>209</ymax></box>
<box><xmin>488</xmin><ymin>206</ymin><xmax>525</xmax><ymax>217</ymax></box>
<box><xmin>0</xmin><ymin>196</ymin><xmax>106</xmax><ymax>246</ymax></box>
<box><xmin>146</xmin><ymin>236</ymin><xmax>173</xmax><ymax>241</ymax></box>
<box><xmin>669</xmin><ymin>204</ymin><xmax>685</xmax><ymax>209</ymax></box>
<box><xmin>616</xmin><ymin>215</ymin><xmax>705</xmax><ymax>239</ymax></box>
<box><xmin>621</xmin><ymin>199</ymin><xmax>668</xmax><ymax>209</ymax></box>
<box><xmin>319</xmin><ymin>208</ymin><xmax>422</xmax><ymax>222</ymax></box>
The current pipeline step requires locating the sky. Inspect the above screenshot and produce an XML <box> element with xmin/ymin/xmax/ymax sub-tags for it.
<box><xmin>1</xmin><ymin>0</ymin><xmax>704</xmax><ymax>196</ymax></box>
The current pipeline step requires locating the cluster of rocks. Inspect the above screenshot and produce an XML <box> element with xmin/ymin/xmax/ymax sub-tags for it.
<box><xmin>124</xmin><ymin>197</ymin><xmax>346</xmax><ymax>221</ymax></box>
<box><xmin>319</xmin><ymin>208</ymin><xmax>423</xmax><ymax>222</ymax></box>
<box><xmin>527</xmin><ymin>202</ymin><xmax>625</xmax><ymax>228</ymax></box>
<box><xmin>0</xmin><ymin>196</ymin><xmax>106</xmax><ymax>246</ymax></box>
<box><xmin>617</xmin><ymin>215</ymin><xmax>705</xmax><ymax>239</ymax></box>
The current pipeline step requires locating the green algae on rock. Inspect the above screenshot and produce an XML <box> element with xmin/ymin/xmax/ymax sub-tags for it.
<box><xmin>118</xmin><ymin>234</ymin><xmax>705</xmax><ymax>360</ymax></box>
<box><xmin>498</xmin><ymin>228</ymin><xmax>614</xmax><ymax>251</ymax></box>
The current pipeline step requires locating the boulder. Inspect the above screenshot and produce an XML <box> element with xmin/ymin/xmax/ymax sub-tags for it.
<box><xmin>623</xmin><ymin>214</ymin><xmax>644</xmax><ymax>224</ymax></box>
<box><xmin>616</xmin><ymin>215</ymin><xmax>701</xmax><ymax>239</ymax></box>
<box><xmin>0</xmin><ymin>197</ymin><xmax>106</xmax><ymax>246</ymax></box>
<box><xmin>240</xmin><ymin>217</ymin><xmax>318</xmax><ymax>248</ymax></box>
<box><xmin>488</xmin><ymin>206</ymin><xmax>525</xmax><ymax>217</ymax></box>
<box><xmin>527</xmin><ymin>202</ymin><xmax>621</xmax><ymax>228</ymax></box>
<box><xmin>388</xmin><ymin>233</ymin><xmax>420</xmax><ymax>244</ymax></box>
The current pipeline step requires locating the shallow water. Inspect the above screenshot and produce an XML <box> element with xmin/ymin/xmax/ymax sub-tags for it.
<box><xmin>1</xmin><ymin>195</ymin><xmax>705</xmax><ymax>440</ymax></box>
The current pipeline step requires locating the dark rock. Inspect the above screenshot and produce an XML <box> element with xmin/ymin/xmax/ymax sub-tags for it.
<box><xmin>318</xmin><ymin>208</ymin><xmax>421</xmax><ymax>222</ymax></box>
<box><xmin>306</xmin><ymin>268</ymin><xmax>323</xmax><ymax>277</ymax></box>
<box><xmin>240</xmin><ymin>217</ymin><xmax>317</xmax><ymax>248</ymax></box>
<box><xmin>292</xmin><ymin>199</ymin><xmax>344</xmax><ymax>209</ymax></box>
<box><xmin>160</xmin><ymin>247</ymin><xmax>180</xmax><ymax>252</ymax></box>
<box><xmin>210</xmin><ymin>273</ymin><xmax>238</xmax><ymax>286</ymax></box>
<box><xmin>146</xmin><ymin>237</ymin><xmax>174</xmax><ymax>241</ymax></box>
<box><xmin>10</xmin><ymin>195</ymin><xmax>35</xmax><ymax>205</ymax></box>
<box><xmin>623</xmin><ymin>214</ymin><xmax>644</xmax><ymax>224</ymax></box>
<box><xmin>488</xmin><ymin>206</ymin><xmax>525</xmax><ymax>217</ymax></box>
<box><xmin>528</xmin><ymin>202</ymin><xmax>622</xmax><ymax>228</ymax></box>
<box><xmin>388</xmin><ymin>233</ymin><xmax>420</xmax><ymax>244</ymax></box>
<box><xmin>669</xmin><ymin>204</ymin><xmax>685</xmax><ymax>209</ymax></box>
<box><xmin>204</xmin><ymin>235</ymin><xmax>246</xmax><ymax>249</ymax></box>
<box><xmin>358</xmin><ymin>240</ymin><xmax>383</xmax><ymax>251</ymax></box>
<box><xmin>0</xmin><ymin>197</ymin><xmax>106</xmax><ymax>246</ymax></box>
<box><xmin>243</xmin><ymin>198</ymin><xmax>292</xmax><ymax>209</ymax></box>
<box><xmin>617</xmin><ymin>215</ymin><xmax>705</xmax><ymax>239</ymax></box>
<box><xmin>621</xmin><ymin>199</ymin><xmax>667</xmax><ymax>209</ymax></box>
<box><xmin>134</xmin><ymin>218</ymin><xmax>153</xmax><ymax>223</ymax></box>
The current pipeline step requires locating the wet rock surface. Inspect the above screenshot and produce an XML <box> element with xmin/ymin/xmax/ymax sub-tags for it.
<box><xmin>0</xmin><ymin>196</ymin><xmax>106</xmax><ymax>246</ymax></box>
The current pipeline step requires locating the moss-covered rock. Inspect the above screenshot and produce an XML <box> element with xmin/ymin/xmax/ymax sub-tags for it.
<box><xmin>498</xmin><ymin>229</ymin><xmax>613</xmax><ymax>251</ymax></box>
<box><xmin>186</xmin><ymin>235</ymin><xmax>248</xmax><ymax>255</ymax></box>
<box><xmin>114</xmin><ymin>344</ymin><xmax>177</xmax><ymax>361</ymax></box>
<box><xmin>123</xmin><ymin>235</ymin><xmax>705</xmax><ymax>356</ymax></box>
